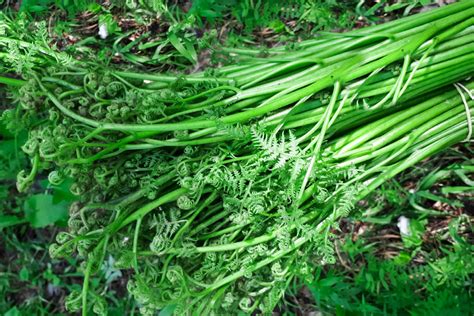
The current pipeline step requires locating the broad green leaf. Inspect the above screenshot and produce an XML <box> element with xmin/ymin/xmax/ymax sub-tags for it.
<box><xmin>39</xmin><ymin>178</ymin><xmax>79</xmax><ymax>204</ymax></box>
<box><xmin>23</xmin><ymin>194</ymin><xmax>69</xmax><ymax>228</ymax></box>
<box><xmin>4</xmin><ymin>307</ymin><xmax>21</xmax><ymax>316</ymax></box>
<box><xmin>51</xmin><ymin>178</ymin><xmax>79</xmax><ymax>204</ymax></box>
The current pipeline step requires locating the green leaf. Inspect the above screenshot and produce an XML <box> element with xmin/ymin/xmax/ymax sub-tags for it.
<box><xmin>0</xmin><ymin>185</ymin><xmax>8</xmax><ymax>200</ymax></box>
<box><xmin>0</xmin><ymin>138</ymin><xmax>26</xmax><ymax>179</ymax></box>
<box><xmin>19</xmin><ymin>266</ymin><xmax>30</xmax><ymax>281</ymax></box>
<box><xmin>43</xmin><ymin>267</ymin><xmax>61</xmax><ymax>286</ymax></box>
<box><xmin>362</xmin><ymin>215</ymin><xmax>393</xmax><ymax>224</ymax></box>
<box><xmin>416</xmin><ymin>190</ymin><xmax>462</xmax><ymax>207</ymax></box>
<box><xmin>401</xmin><ymin>218</ymin><xmax>427</xmax><ymax>248</ymax></box>
<box><xmin>98</xmin><ymin>14</ymin><xmax>121</xmax><ymax>36</ymax></box>
<box><xmin>384</xmin><ymin>3</ymin><xmax>408</xmax><ymax>13</ymax></box>
<box><xmin>168</xmin><ymin>32</ymin><xmax>197</xmax><ymax>64</ymax></box>
<box><xmin>87</xmin><ymin>3</ymin><xmax>102</xmax><ymax>13</ymax></box>
<box><xmin>23</xmin><ymin>194</ymin><xmax>69</xmax><ymax>228</ymax></box>
<box><xmin>393</xmin><ymin>252</ymin><xmax>412</xmax><ymax>266</ymax></box>
<box><xmin>268</xmin><ymin>19</ymin><xmax>285</xmax><ymax>33</ymax></box>
<box><xmin>441</xmin><ymin>186</ymin><xmax>473</xmax><ymax>194</ymax></box>
<box><xmin>39</xmin><ymin>178</ymin><xmax>78</xmax><ymax>204</ymax></box>
<box><xmin>0</xmin><ymin>119</ymin><xmax>13</xmax><ymax>137</ymax></box>
<box><xmin>0</xmin><ymin>214</ymin><xmax>27</xmax><ymax>228</ymax></box>
<box><xmin>159</xmin><ymin>305</ymin><xmax>176</xmax><ymax>316</ymax></box>
<box><xmin>51</xmin><ymin>179</ymin><xmax>79</xmax><ymax>204</ymax></box>
<box><xmin>4</xmin><ymin>307</ymin><xmax>21</xmax><ymax>316</ymax></box>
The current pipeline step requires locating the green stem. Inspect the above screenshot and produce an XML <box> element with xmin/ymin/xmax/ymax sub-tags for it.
<box><xmin>0</xmin><ymin>75</ymin><xmax>25</xmax><ymax>87</ymax></box>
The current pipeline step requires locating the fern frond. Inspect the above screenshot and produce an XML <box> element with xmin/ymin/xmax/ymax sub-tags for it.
<box><xmin>251</xmin><ymin>127</ymin><xmax>301</xmax><ymax>169</ymax></box>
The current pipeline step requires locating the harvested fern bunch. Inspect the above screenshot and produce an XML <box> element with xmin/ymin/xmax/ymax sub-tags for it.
<box><xmin>1</xmin><ymin>1</ymin><xmax>473</xmax><ymax>315</ymax></box>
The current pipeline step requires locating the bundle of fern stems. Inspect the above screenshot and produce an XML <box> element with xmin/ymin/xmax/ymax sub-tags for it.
<box><xmin>1</xmin><ymin>1</ymin><xmax>473</xmax><ymax>314</ymax></box>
